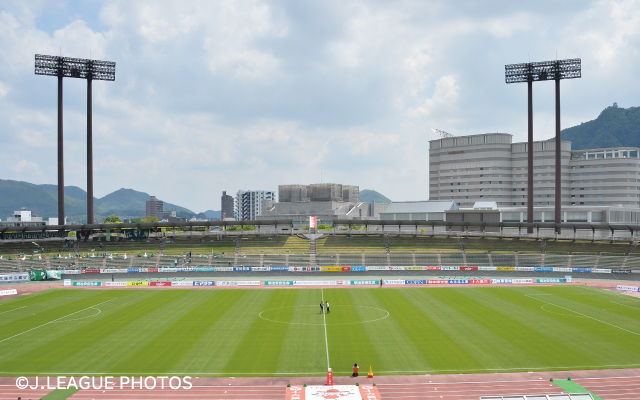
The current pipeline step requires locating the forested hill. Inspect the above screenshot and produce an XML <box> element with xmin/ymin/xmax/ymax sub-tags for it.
<box><xmin>561</xmin><ymin>104</ymin><xmax>640</xmax><ymax>150</ymax></box>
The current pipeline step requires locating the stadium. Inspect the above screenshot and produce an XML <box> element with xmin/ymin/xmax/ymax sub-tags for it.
<box><xmin>1</xmin><ymin>221</ymin><xmax>639</xmax><ymax>400</ymax></box>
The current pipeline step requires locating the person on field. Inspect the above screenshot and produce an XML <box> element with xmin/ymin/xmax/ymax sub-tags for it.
<box><xmin>380</xmin><ymin>279</ymin><xmax>383</xmax><ymax>287</ymax></box>
<box><xmin>111</xmin><ymin>274</ymin><xmax>114</xmax><ymax>282</ymax></box>
<box><xmin>326</xmin><ymin>301</ymin><xmax>330</xmax><ymax>314</ymax></box>
<box><xmin>320</xmin><ymin>301</ymin><xmax>324</xmax><ymax>314</ymax></box>
<box><xmin>352</xmin><ymin>363</ymin><xmax>359</xmax><ymax>377</ymax></box>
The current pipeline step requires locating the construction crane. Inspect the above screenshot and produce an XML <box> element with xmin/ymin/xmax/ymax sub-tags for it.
<box><xmin>430</xmin><ymin>127</ymin><xmax>455</xmax><ymax>138</ymax></box>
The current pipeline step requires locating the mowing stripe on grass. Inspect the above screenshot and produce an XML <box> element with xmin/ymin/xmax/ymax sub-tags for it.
<box><xmin>321</xmin><ymin>288</ymin><xmax>330</xmax><ymax>369</ymax></box>
<box><xmin>222</xmin><ymin>289</ymin><xmax>298</xmax><ymax>374</ymax></box>
<box><xmin>0</xmin><ymin>306</ymin><xmax>25</xmax><ymax>315</ymax></box>
<box><xmin>114</xmin><ymin>290</ymin><xmax>246</xmax><ymax>373</ymax></box>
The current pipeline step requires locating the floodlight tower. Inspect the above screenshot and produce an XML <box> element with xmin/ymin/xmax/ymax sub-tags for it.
<box><xmin>505</xmin><ymin>59</ymin><xmax>580</xmax><ymax>233</ymax></box>
<box><xmin>35</xmin><ymin>55</ymin><xmax>116</xmax><ymax>224</ymax></box>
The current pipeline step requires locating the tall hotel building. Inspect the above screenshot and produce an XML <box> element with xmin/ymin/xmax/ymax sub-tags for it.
<box><xmin>429</xmin><ymin>133</ymin><xmax>640</xmax><ymax>208</ymax></box>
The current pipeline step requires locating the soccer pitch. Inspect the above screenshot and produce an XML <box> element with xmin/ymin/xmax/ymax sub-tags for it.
<box><xmin>0</xmin><ymin>285</ymin><xmax>639</xmax><ymax>377</ymax></box>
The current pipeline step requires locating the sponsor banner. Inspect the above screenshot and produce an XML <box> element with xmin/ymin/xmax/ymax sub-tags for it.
<box><xmin>366</xmin><ymin>266</ymin><xmax>387</xmax><ymax>271</ymax></box>
<box><xmin>388</xmin><ymin>266</ymin><xmax>405</xmax><ymax>270</ymax></box>
<box><xmin>322</xmin><ymin>266</ymin><xmax>343</xmax><ymax>272</ymax></box>
<box><xmin>0</xmin><ymin>273</ymin><xmax>29</xmax><ymax>282</ymax></box>
<box><xmin>269</xmin><ymin>266</ymin><xmax>289</xmax><ymax>271</ymax></box>
<box><xmin>105</xmin><ymin>281</ymin><xmax>127</xmax><ymax>286</ymax></box>
<box><xmin>617</xmin><ymin>285</ymin><xmax>640</xmax><ymax>292</ymax></box>
<box><xmin>148</xmin><ymin>268</ymin><xmax>158</xmax><ymax>272</ymax></box>
<box><xmin>512</xmin><ymin>279</ymin><xmax>533</xmax><ymax>284</ymax></box>
<box><xmin>449</xmin><ymin>279</ymin><xmax>470</xmax><ymax>284</ymax></box>
<box><xmin>250</xmin><ymin>267</ymin><xmax>269</xmax><ymax>272</ymax></box>
<box><xmin>73</xmin><ymin>281</ymin><xmax>102</xmax><ymax>286</ymax></box>
<box><xmin>29</xmin><ymin>271</ymin><xmax>46</xmax><ymax>281</ymax></box>
<box><xmin>428</xmin><ymin>280</ymin><xmax>450</xmax><ymax>284</ymax></box>
<box><xmin>217</xmin><ymin>281</ymin><xmax>261</xmax><ymax>286</ymax></box>
<box><xmin>176</xmin><ymin>268</ymin><xmax>195</xmax><ymax>272</ymax></box>
<box><xmin>140</xmin><ymin>268</ymin><xmax>149</xmax><ymax>272</ymax></box>
<box><xmin>351</xmin><ymin>266</ymin><xmax>367</xmax><ymax>272</ymax></box>
<box><xmin>572</xmin><ymin>268</ymin><xmax>592</xmax><ymax>273</ymax></box>
<box><xmin>82</xmin><ymin>269</ymin><xmax>101</xmax><ymax>274</ymax></box>
<box><xmin>479</xmin><ymin>266</ymin><xmax>497</xmax><ymax>271</ymax></box>
<box><xmin>405</xmin><ymin>266</ymin><xmax>422</xmax><ymax>271</ymax></box>
<box><xmin>171</xmin><ymin>281</ymin><xmax>194</xmax><ymax>286</ymax></box>
<box><xmin>496</xmin><ymin>267</ymin><xmax>515</xmax><ymax>271</ymax></box>
<box><xmin>552</xmin><ymin>267</ymin><xmax>572</xmax><ymax>272</ymax></box>
<box><xmin>0</xmin><ymin>231</ymin><xmax>68</xmax><ymax>240</ymax></box>
<box><xmin>342</xmin><ymin>266</ymin><xmax>351</xmax><ymax>272</ymax></box>
<box><xmin>441</xmin><ymin>266</ymin><xmax>460</xmax><ymax>271</ymax></box>
<box><xmin>424</xmin><ymin>266</ymin><xmax>441</xmax><ymax>270</ymax></box>
<box><xmin>405</xmin><ymin>279</ymin><xmax>427</xmax><ymax>285</ymax></box>
<box><xmin>233</xmin><ymin>267</ymin><xmax>252</xmax><ymax>272</ymax></box>
<box><xmin>613</xmin><ymin>269</ymin><xmax>631</xmax><ymax>274</ymax></box>
<box><xmin>193</xmin><ymin>281</ymin><xmax>215</xmax><ymax>286</ymax></box>
<box><xmin>265</xmin><ymin>281</ymin><xmax>294</xmax><ymax>286</ymax></box>
<box><xmin>516</xmin><ymin>267</ymin><xmax>534</xmax><ymax>271</ymax></box>
<box><xmin>127</xmin><ymin>268</ymin><xmax>140</xmax><ymax>273</ymax></box>
<box><xmin>536</xmin><ymin>278</ymin><xmax>564</xmax><ymax>283</ymax></box>
<box><xmin>63</xmin><ymin>279</ymin><xmax>72</xmax><ymax>286</ymax></box>
<box><xmin>149</xmin><ymin>281</ymin><xmax>172</xmax><ymax>286</ymax></box>
<box><xmin>101</xmin><ymin>268</ymin><xmax>119</xmax><ymax>273</ymax></box>
<box><xmin>195</xmin><ymin>267</ymin><xmax>216</xmax><ymax>272</ymax></box>
<box><xmin>534</xmin><ymin>267</ymin><xmax>553</xmax><ymax>272</ymax></box>
<box><xmin>215</xmin><ymin>267</ymin><xmax>234</xmax><ymax>272</ymax></box>
<box><xmin>593</xmin><ymin>268</ymin><xmax>612</xmax><ymax>274</ymax></box>
<box><xmin>294</xmin><ymin>281</ymin><xmax>335</xmax><ymax>286</ymax></box>
<box><xmin>492</xmin><ymin>279</ymin><xmax>512</xmax><ymax>284</ymax></box>
<box><xmin>384</xmin><ymin>279</ymin><xmax>405</xmax><ymax>285</ymax></box>
<box><xmin>61</xmin><ymin>270</ymin><xmax>75</xmax><ymax>275</ymax></box>
<box><xmin>632</xmin><ymin>270</ymin><xmax>640</xmax><ymax>274</ymax></box>
<box><xmin>0</xmin><ymin>289</ymin><xmax>18</xmax><ymax>296</ymax></box>
<box><xmin>127</xmin><ymin>281</ymin><xmax>149</xmax><ymax>286</ymax></box>
<box><xmin>470</xmin><ymin>279</ymin><xmax>491</xmax><ymax>284</ymax></box>
<box><xmin>351</xmin><ymin>280</ymin><xmax>378</xmax><ymax>285</ymax></box>
<box><xmin>565</xmin><ymin>275</ymin><xmax>573</xmax><ymax>283</ymax></box>
<box><xmin>46</xmin><ymin>270</ymin><xmax>61</xmax><ymax>280</ymax></box>
<box><xmin>461</xmin><ymin>266</ymin><xmax>479</xmax><ymax>271</ymax></box>
<box><xmin>335</xmin><ymin>280</ymin><xmax>351</xmax><ymax>285</ymax></box>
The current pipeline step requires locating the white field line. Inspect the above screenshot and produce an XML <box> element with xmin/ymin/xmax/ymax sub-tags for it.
<box><xmin>321</xmin><ymin>288</ymin><xmax>330</xmax><ymax>370</ymax></box>
<box><xmin>524</xmin><ymin>294</ymin><xmax>640</xmax><ymax>336</ymax></box>
<box><xmin>1</xmin><ymin>364</ymin><xmax>640</xmax><ymax>376</ymax></box>
<box><xmin>0</xmin><ymin>306</ymin><xmax>25</xmax><ymax>315</ymax></box>
<box><xmin>0</xmin><ymin>298</ymin><xmax>116</xmax><ymax>344</ymax></box>
<box><xmin>611</xmin><ymin>301</ymin><xmax>640</xmax><ymax>310</ymax></box>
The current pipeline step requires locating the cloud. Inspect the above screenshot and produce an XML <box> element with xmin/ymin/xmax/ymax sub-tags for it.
<box><xmin>406</xmin><ymin>75</ymin><xmax>460</xmax><ymax>117</ymax></box>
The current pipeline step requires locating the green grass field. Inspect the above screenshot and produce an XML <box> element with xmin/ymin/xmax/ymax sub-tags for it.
<box><xmin>0</xmin><ymin>285</ymin><xmax>639</xmax><ymax>377</ymax></box>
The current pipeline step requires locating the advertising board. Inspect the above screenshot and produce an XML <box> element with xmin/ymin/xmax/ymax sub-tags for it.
<box><xmin>192</xmin><ymin>281</ymin><xmax>215</xmax><ymax>286</ymax></box>
<box><xmin>383</xmin><ymin>279</ymin><xmax>405</xmax><ymax>285</ymax></box>
<box><xmin>149</xmin><ymin>281</ymin><xmax>172</xmax><ymax>286</ymax></box>
<box><xmin>73</xmin><ymin>281</ymin><xmax>102</xmax><ymax>286</ymax></box>
<box><xmin>351</xmin><ymin>280</ymin><xmax>378</xmax><ymax>285</ymax></box>
<box><xmin>405</xmin><ymin>280</ymin><xmax>427</xmax><ymax>285</ymax></box>
<box><xmin>0</xmin><ymin>273</ymin><xmax>29</xmax><ymax>282</ymax></box>
<box><xmin>0</xmin><ymin>289</ymin><xmax>18</xmax><ymax>296</ymax></box>
<box><xmin>265</xmin><ymin>281</ymin><xmax>294</xmax><ymax>286</ymax></box>
<box><xmin>427</xmin><ymin>280</ymin><xmax>449</xmax><ymax>284</ymax></box>
<box><xmin>105</xmin><ymin>282</ymin><xmax>127</xmax><ymax>286</ymax></box>
<box><xmin>321</xmin><ymin>266</ymin><xmax>343</xmax><ymax>272</ymax></box>
<box><xmin>617</xmin><ymin>285</ymin><xmax>640</xmax><ymax>292</ymax></box>
<box><xmin>536</xmin><ymin>278</ymin><xmax>564</xmax><ymax>283</ymax></box>
<box><xmin>127</xmin><ymin>281</ymin><xmax>149</xmax><ymax>286</ymax></box>
<box><xmin>449</xmin><ymin>279</ymin><xmax>469</xmax><ymax>284</ymax></box>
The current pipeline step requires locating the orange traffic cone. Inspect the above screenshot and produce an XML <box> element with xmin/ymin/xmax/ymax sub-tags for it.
<box><xmin>368</xmin><ymin>366</ymin><xmax>373</xmax><ymax>378</ymax></box>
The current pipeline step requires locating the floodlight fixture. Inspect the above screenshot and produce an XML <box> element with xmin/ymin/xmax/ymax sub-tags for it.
<box><xmin>505</xmin><ymin>58</ymin><xmax>581</xmax><ymax>233</ymax></box>
<box><xmin>35</xmin><ymin>54</ymin><xmax>116</xmax><ymax>224</ymax></box>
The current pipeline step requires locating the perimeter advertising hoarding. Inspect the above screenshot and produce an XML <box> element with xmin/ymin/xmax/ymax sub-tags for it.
<box><xmin>0</xmin><ymin>273</ymin><xmax>29</xmax><ymax>282</ymax></box>
<box><xmin>216</xmin><ymin>281</ymin><xmax>260</xmax><ymax>286</ymax></box>
<box><xmin>441</xmin><ymin>266</ymin><xmax>459</xmax><ymax>271</ymax></box>
<box><xmin>0</xmin><ymin>289</ymin><xmax>18</xmax><ymax>296</ymax></box>
<box><xmin>428</xmin><ymin>280</ymin><xmax>449</xmax><ymax>284</ymax></box>
<box><xmin>82</xmin><ymin>269</ymin><xmax>100</xmax><ymax>274</ymax></box>
<box><xmin>73</xmin><ymin>281</ymin><xmax>102</xmax><ymax>286</ymax></box>
<box><xmin>265</xmin><ymin>281</ymin><xmax>294</xmax><ymax>286</ymax></box>
<box><xmin>28</xmin><ymin>271</ymin><xmax>46</xmax><ymax>281</ymax></box>
<box><xmin>460</xmin><ymin>266</ymin><xmax>478</xmax><ymax>271</ymax></box>
<box><xmin>553</xmin><ymin>267</ymin><xmax>572</xmax><ymax>272</ymax></box>
<box><xmin>172</xmin><ymin>281</ymin><xmax>193</xmax><ymax>286</ymax></box>
<box><xmin>424</xmin><ymin>266</ymin><xmax>441</xmax><ymax>270</ymax></box>
<box><xmin>63</xmin><ymin>279</ymin><xmax>72</xmax><ymax>286</ymax></box>
<box><xmin>322</xmin><ymin>266</ymin><xmax>343</xmax><ymax>272</ymax></box>
<box><xmin>149</xmin><ymin>281</ymin><xmax>172</xmax><ymax>286</ymax></box>
<box><xmin>366</xmin><ymin>266</ymin><xmax>387</xmax><ymax>271</ymax></box>
<box><xmin>405</xmin><ymin>267</ymin><xmax>422</xmax><ymax>270</ymax></box>
<box><xmin>350</xmin><ymin>266</ymin><xmax>367</xmax><ymax>272</ymax></box>
<box><xmin>293</xmin><ymin>281</ymin><xmax>350</xmax><ymax>286</ymax></box>
<box><xmin>388</xmin><ymin>266</ymin><xmax>405</xmax><ymax>270</ymax></box>
<box><xmin>496</xmin><ymin>267</ymin><xmax>516</xmax><ymax>271</ymax></box>
<box><xmin>512</xmin><ymin>279</ymin><xmax>533</xmax><ymax>284</ymax></box>
<box><xmin>195</xmin><ymin>267</ymin><xmax>216</xmax><ymax>272</ymax></box>
<box><xmin>351</xmin><ymin>280</ymin><xmax>378</xmax><ymax>285</ymax></box>
<box><xmin>449</xmin><ymin>279</ymin><xmax>469</xmax><ymax>284</ymax></box>
<box><xmin>309</xmin><ymin>216</ymin><xmax>317</xmax><ymax>228</ymax></box>
<box><xmin>516</xmin><ymin>267</ymin><xmax>534</xmax><ymax>271</ymax></box>
<box><xmin>269</xmin><ymin>267</ymin><xmax>289</xmax><ymax>271</ymax></box>
<box><xmin>383</xmin><ymin>280</ymin><xmax>405</xmax><ymax>285</ymax></box>
<box><xmin>592</xmin><ymin>269</ymin><xmax>612</xmax><ymax>273</ymax></box>
<box><xmin>536</xmin><ymin>278</ymin><xmax>564</xmax><ymax>283</ymax></box>
<box><xmin>572</xmin><ymin>268</ymin><xmax>592</xmax><ymax>273</ymax></box>
<box><xmin>535</xmin><ymin>267</ymin><xmax>553</xmax><ymax>272</ymax></box>
<box><xmin>470</xmin><ymin>279</ymin><xmax>491</xmax><ymax>284</ymax></box>
<box><xmin>492</xmin><ymin>279</ymin><xmax>512</xmax><ymax>284</ymax></box>
<box><xmin>233</xmin><ymin>267</ymin><xmax>252</xmax><ymax>272</ymax></box>
<box><xmin>46</xmin><ymin>270</ymin><xmax>61</xmax><ymax>280</ymax></box>
<box><xmin>105</xmin><ymin>282</ymin><xmax>126</xmax><ymax>286</ymax></box>
<box><xmin>478</xmin><ymin>266</ymin><xmax>497</xmax><ymax>271</ymax></box>
<box><xmin>617</xmin><ymin>285</ymin><xmax>640</xmax><ymax>292</ymax></box>
<box><xmin>251</xmin><ymin>267</ymin><xmax>269</xmax><ymax>271</ymax></box>
<box><xmin>127</xmin><ymin>281</ymin><xmax>148</xmax><ymax>286</ymax></box>
<box><xmin>405</xmin><ymin>280</ymin><xmax>427</xmax><ymax>285</ymax></box>
<box><xmin>192</xmin><ymin>281</ymin><xmax>215</xmax><ymax>286</ymax></box>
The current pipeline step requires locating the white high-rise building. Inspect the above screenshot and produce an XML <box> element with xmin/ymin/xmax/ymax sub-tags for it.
<box><xmin>429</xmin><ymin>133</ymin><xmax>640</xmax><ymax>208</ymax></box>
<box><xmin>236</xmin><ymin>190</ymin><xmax>276</xmax><ymax>221</ymax></box>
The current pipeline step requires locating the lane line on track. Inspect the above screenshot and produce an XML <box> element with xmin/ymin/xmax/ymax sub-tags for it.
<box><xmin>0</xmin><ymin>298</ymin><xmax>116</xmax><ymax>344</ymax></box>
<box><xmin>321</xmin><ymin>288</ymin><xmax>330</xmax><ymax>370</ymax></box>
<box><xmin>524</xmin><ymin>294</ymin><xmax>640</xmax><ymax>336</ymax></box>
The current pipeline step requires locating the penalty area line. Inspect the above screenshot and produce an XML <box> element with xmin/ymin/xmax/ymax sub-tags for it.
<box><xmin>0</xmin><ymin>298</ymin><xmax>116</xmax><ymax>344</ymax></box>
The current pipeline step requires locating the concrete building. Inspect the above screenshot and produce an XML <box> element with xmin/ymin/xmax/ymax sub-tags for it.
<box><xmin>1</xmin><ymin>208</ymin><xmax>47</xmax><ymax>228</ymax></box>
<box><xmin>379</xmin><ymin>200</ymin><xmax>458</xmax><ymax>222</ymax></box>
<box><xmin>146</xmin><ymin>196</ymin><xmax>164</xmax><ymax>219</ymax></box>
<box><xmin>161</xmin><ymin>211</ymin><xmax>186</xmax><ymax>223</ymax></box>
<box><xmin>236</xmin><ymin>190</ymin><xmax>275</xmax><ymax>221</ymax></box>
<box><xmin>429</xmin><ymin>133</ymin><xmax>640</xmax><ymax>208</ymax></box>
<box><xmin>260</xmin><ymin>183</ymin><xmax>388</xmax><ymax>227</ymax></box>
<box><xmin>221</xmin><ymin>191</ymin><xmax>234</xmax><ymax>220</ymax></box>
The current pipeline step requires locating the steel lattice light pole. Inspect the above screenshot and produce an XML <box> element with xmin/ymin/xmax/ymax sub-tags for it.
<box><xmin>505</xmin><ymin>59</ymin><xmax>581</xmax><ymax>233</ymax></box>
<box><xmin>35</xmin><ymin>54</ymin><xmax>116</xmax><ymax>224</ymax></box>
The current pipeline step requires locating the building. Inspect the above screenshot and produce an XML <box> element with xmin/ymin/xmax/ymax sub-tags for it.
<box><xmin>0</xmin><ymin>208</ymin><xmax>47</xmax><ymax>228</ymax></box>
<box><xmin>429</xmin><ymin>133</ymin><xmax>640</xmax><ymax>208</ymax></box>
<box><xmin>259</xmin><ymin>183</ymin><xmax>388</xmax><ymax>227</ymax></box>
<box><xmin>161</xmin><ymin>211</ymin><xmax>186</xmax><ymax>223</ymax></box>
<box><xmin>146</xmin><ymin>196</ymin><xmax>164</xmax><ymax>219</ymax></box>
<box><xmin>221</xmin><ymin>191</ymin><xmax>234</xmax><ymax>220</ymax></box>
<box><xmin>236</xmin><ymin>190</ymin><xmax>275</xmax><ymax>221</ymax></box>
<box><xmin>379</xmin><ymin>200</ymin><xmax>458</xmax><ymax>222</ymax></box>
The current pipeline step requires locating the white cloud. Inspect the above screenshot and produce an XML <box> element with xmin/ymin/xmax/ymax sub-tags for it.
<box><xmin>406</xmin><ymin>75</ymin><xmax>460</xmax><ymax>118</ymax></box>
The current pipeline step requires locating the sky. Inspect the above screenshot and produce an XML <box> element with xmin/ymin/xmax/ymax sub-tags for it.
<box><xmin>1</xmin><ymin>0</ymin><xmax>639</xmax><ymax>214</ymax></box>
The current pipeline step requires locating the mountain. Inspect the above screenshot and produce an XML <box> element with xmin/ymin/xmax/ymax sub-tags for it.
<box><xmin>561</xmin><ymin>104</ymin><xmax>640</xmax><ymax>150</ymax></box>
<box><xmin>0</xmin><ymin>180</ymin><xmax>198</xmax><ymax>222</ymax></box>
<box><xmin>203</xmin><ymin>210</ymin><xmax>221</xmax><ymax>219</ymax></box>
<box><xmin>359</xmin><ymin>189</ymin><xmax>391</xmax><ymax>204</ymax></box>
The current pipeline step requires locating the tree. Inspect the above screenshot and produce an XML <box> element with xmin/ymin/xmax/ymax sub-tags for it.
<box><xmin>130</xmin><ymin>218</ymin><xmax>143</xmax><ymax>223</ymax></box>
<box><xmin>141</xmin><ymin>216</ymin><xmax>160</xmax><ymax>223</ymax></box>
<box><xmin>104</xmin><ymin>215</ymin><xmax>122</xmax><ymax>224</ymax></box>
